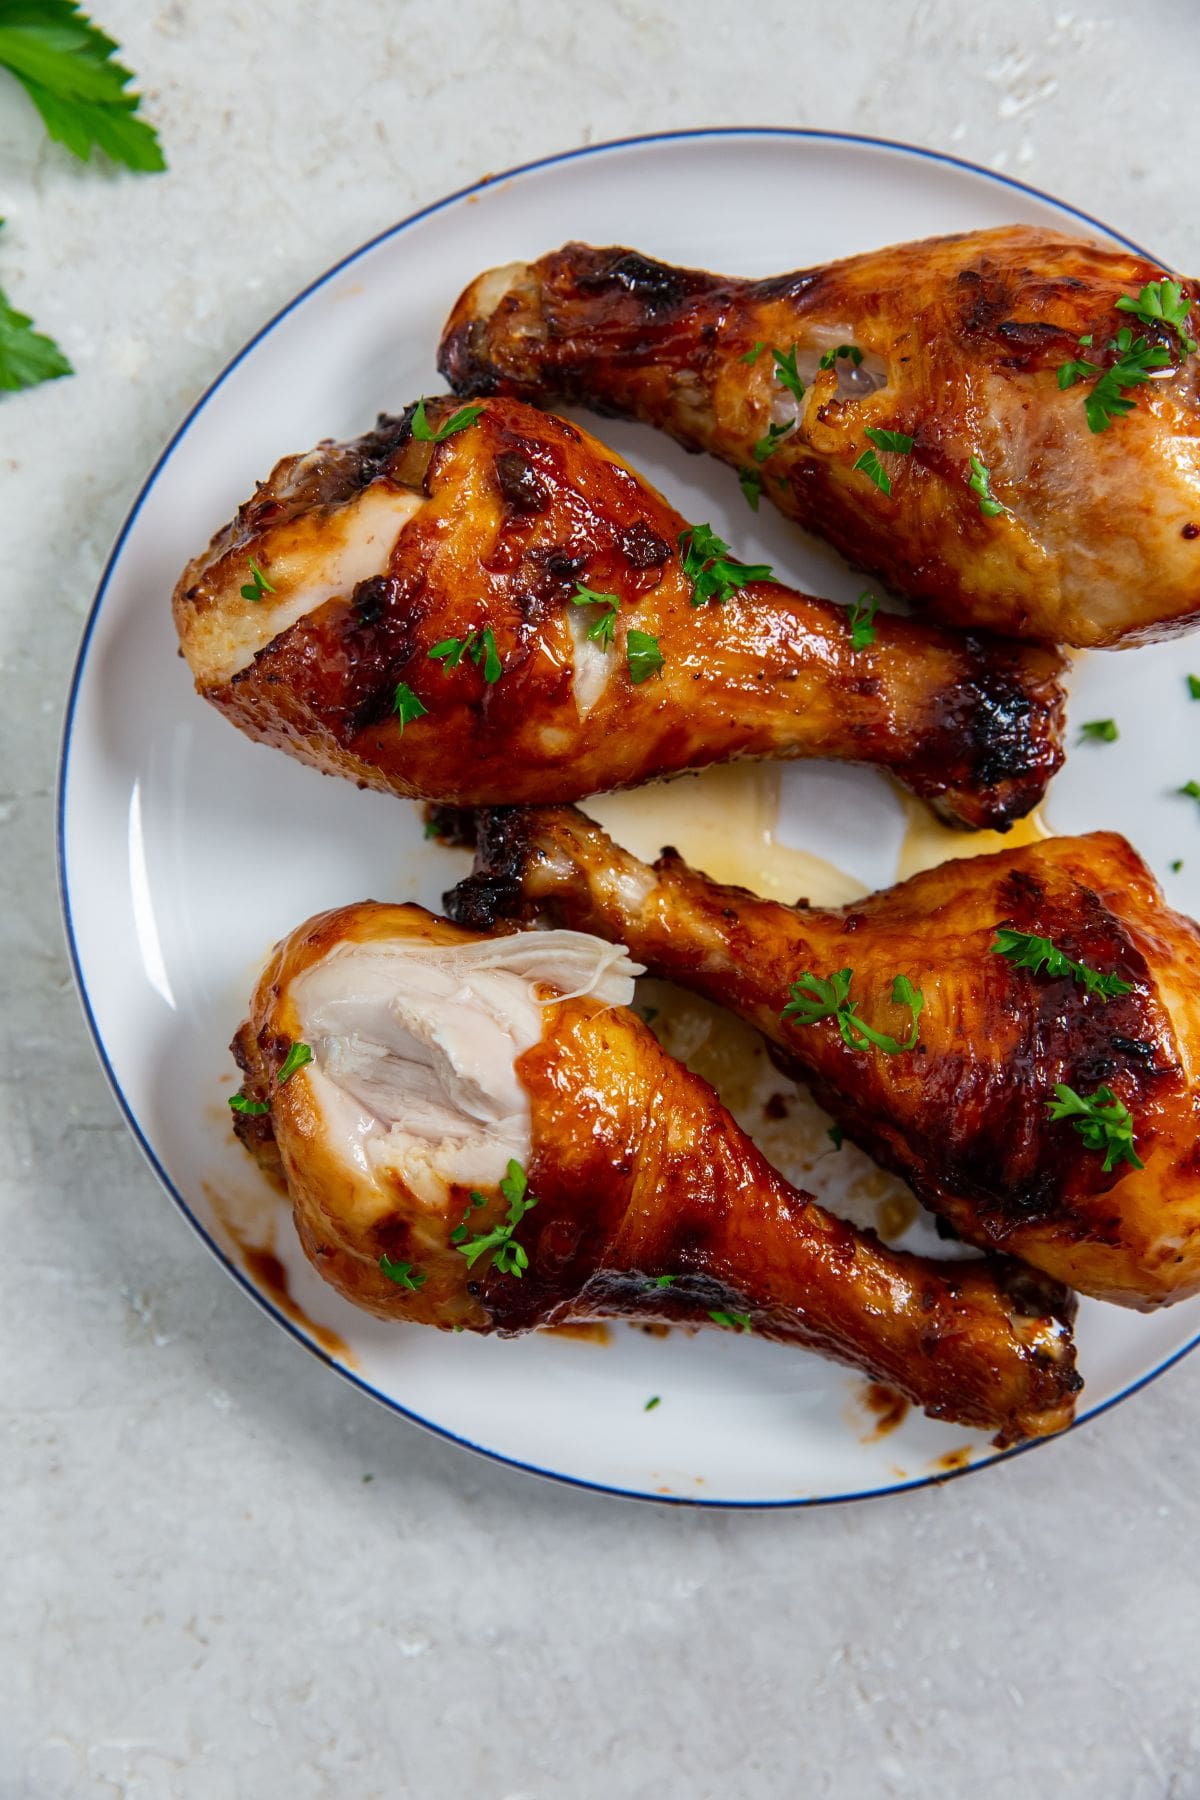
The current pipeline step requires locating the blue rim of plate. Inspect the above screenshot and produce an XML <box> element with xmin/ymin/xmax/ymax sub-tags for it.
<box><xmin>56</xmin><ymin>126</ymin><xmax>1191</xmax><ymax>1509</ymax></box>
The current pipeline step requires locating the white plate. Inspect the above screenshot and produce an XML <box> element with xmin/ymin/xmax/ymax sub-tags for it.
<box><xmin>59</xmin><ymin>129</ymin><xmax>1200</xmax><ymax>1507</ymax></box>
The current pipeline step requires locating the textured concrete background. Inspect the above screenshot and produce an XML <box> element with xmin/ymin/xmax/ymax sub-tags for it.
<box><xmin>5</xmin><ymin>2</ymin><xmax>1200</xmax><ymax>1795</ymax></box>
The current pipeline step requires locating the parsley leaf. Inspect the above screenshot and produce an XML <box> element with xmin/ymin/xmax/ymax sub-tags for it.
<box><xmin>1079</xmin><ymin>718</ymin><xmax>1118</xmax><ymax>743</ymax></box>
<box><xmin>411</xmin><ymin>397</ymin><xmax>484</xmax><ymax>443</ymax></box>
<box><xmin>0</xmin><ymin>235</ymin><xmax>72</xmax><ymax>392</ymax></box>
<box><xmin>649</xmin><ymin>1274</ymin><xmax>677</xmax><ymax>1288</ymax></box>
<box><xmin>771</xmin><ymin>343</ymin><xmax>805</xmax><ymax>402</ymax></box>
<box><xmin>453</xmin><ymin>1159</ymin><xmax>538</xmax><ymax>1277</ymax></box>
<box><xmin>1187</xmin><ymin>675</ymin><xmax>1200</xmax><ymax>700</ymax></box>
<box><xmin>827</xmin><ymin>1125</ymin><xmax>844</xmax><ymax>1151</ymax></box>
<box><xmin>866</xmin><ymin>427</ymin><xmax>914</xmax><ymax>454</ymax></box>
<box><xmin>1115</xmin><ymin>278</ymin><xmax>1197</xmax><ymax>356</ymax></box>
<box><xmin>1172</xmin><ymin>859</ymin><xmax>1184</xmax><ymax>873</ymax></box>
<box><xmin>570</xmin><ymin>584</ymin><xmax>620</xmax><ymax>647</ymax></box>
<box><xmin>740</xmin><ymin>340</ymin><xmax>764</xmax><ymax>364</ymax></box>
<box><xmin>968</xmin><ymin>454</ymin><xmax>1006</xmax><ymax>518</ymax></box>
<box><xmin>429</xmin><ymin>626</ymin><xmax>502</xmax><ymax>683</ymax></box>
<box><xmin>0</xmin><ymin>2</ymin><xmax>165</xmax><ymax>171</ymax></box>
<box><xmin>378</xmin><ymin>1255</ymin><xmax>427</xmax><ymax>1290</ymax></box>
<box><xmin>1058</xmin><ymin>327</ymin><xmax>1173</xmax><ymax>433</ymax></box>
<box><xmin>277</xmin><ymin>1041</ymin><xmax>312</xmax><ymax>1085</ymax></box>
<box><xmin>644</xmin><ymin>1395</ymin><xmax>662</xmax><ymax>1411</ymax></box>
<box><xmin>1046</xmin><ymin>1083</ymin><xmax>1143</xmax><ymax>1173</ymax></box>
<box><xmin>782</xmin><ymin>967</ymin><xmax>924</xmax><ymax>1055</ymax></box>
<box><xmin>990</xmin><ymin>928</ymin><xmax>1133</xmax><ymax>1001</ymax></box>
<box><xmin>228</xmin><ymin>1093</ymin><xmax>269</xmax><ymax>1116</ymax></box>
<box><xmin>678</xmin><ymin>523</ymin><xmax>773</xmax><ymax>606</ymax></box>
<box><xmin>626</xmin><ymin>629</ymin><xmax>663</xmax><ymax>685</ymax></box>
<box><xmin>852</xmin><ymin>428</ymin><xmax>913</xmax><ymax>497</ymax></box>
<box><xmin>393</xmin><ymin>682</ymin><xmax>428</xmax><ymax>731</ymax></box>
<box><xmin>848</xmin><ymin>590</ymin><xmax>878</xmax><ymax>651</ymax></box>
<box><xmin>1179</xmin><ymin>780</ymin><xmax>1200</xmax><ymax>804</ymax></box>
<box><xmin>738</xmin><ymin>466</ymin><xmax>762</xmax><ymax>510</ymax></box>
<box><xmin>819</xmin><ymin>343</ymin><xmax>864</xmax><ymax>370</ymax></box>
<box><xmin>752</xmin><ymin>418</ymin><xmax>795</xmax><ymax>463</ymax></box>
<box><xmin>709</xmin><ymin>1309</ymin><xmax>753</xmax><ymax>1333</ymax></box>
<box><xmin>239</xmin><ymin>556</ymin><xmax>275</xmax><ymax>603</ymax></box>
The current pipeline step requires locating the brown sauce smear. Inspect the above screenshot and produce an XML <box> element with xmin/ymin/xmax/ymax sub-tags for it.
<box><xmin>859</xmin><ymin>1382</ymin><xmax>910</xmax><ymax>1440</ymax></box>
<box><xmin>203</xmin><ymin>1181</ymin><xmax>351</xmax><ymax>1363</ymax></box>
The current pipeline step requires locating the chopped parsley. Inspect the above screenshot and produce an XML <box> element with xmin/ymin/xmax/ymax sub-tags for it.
<box><xmin>968</xmin><ymin>454</ymin><xmax>1006</xmax><ymax>518</ymax></box>
<box><xmin>819</xmin><ymin>344</ymin><xmax>864</xmax><ymax>370</ymax></box>
<box><xmin>411</xmin><ymin>398</ymin><xmax>484</xmax><ymax>443</ymax></box>
<box><xmin>644</xmin><ymin>1395</ymin><xmax>662</xmax><ymax>1411</ymax></box>
<box><xmin>428</xmin><ymin>625</ymin><xmax>502</xmax><ymax>683</ymax></box>
<box><xmin>451</xmin><ymin>1159</ymin><xmax>538</xmax><ymax>1277</ymax></box>
<box><xmin>1179</xmin><ymin>780</ymin><xmax>1200</xmax><ymax>805</ymax></box>
<box><xmin>277</xmin><ymin>1041</ymin><xmax>312</xmax><ymax>1085</ymax></box>
<box><xmin>827</xmin><ymin>1125</ymin><xmax>844</xmax><ymax>1151</ymax></box>
<box><xmin>239</xmin><ymin>557</ymin><xmax>275</xmax><ymax>603</ymax></box>
<box><xmin>848</xmin><ymin>590</ymin><xmax>878</xmax><ymax>651</ymax></box>
<box><xmin>771</xmin><ymin>343</ymin><xmax>805</xmax><ymax>402</ymax></box>
<box><xmin>1115</xmin><ymin>278</ymin><xmax>1197</xmax><ymax>356</ymax></box>
<box><xmin>1057</xmin><ymin>326</ymin><xmax>1172</xmax><ymax>433</ymax></box>
<box><xmin>649</xmin><ymin>1274</ymin><xmax>677</xmax><ymax>1289</ymax></box>
<box><xmin>570</xmin><ymin>584</ymin><xmax>620</xmax><ymax>647</ymax></box>
<box><xmin>738</xmin><ymin>466</ymin><xmax>762</xmax><ymax>510</ymax></box>
<box><xmin>393</xmin><ymin>682</ymin><xmax>428</xmax><ymax>731</ymax></box>
<box><xmin>752</xmin><ymin>418</ymin><xmax>795</xmax><ymax>463</ymax></box>
<box><xmin>1172</xmin><ymin>859</ymin><xmax>1185</xmax><ymax>872</ymax></box>
<box><xmin>782</xmin><ymin>968</ymin><xmax>924</xmax><ymax>1055</ymax></box>
<box><xmin>990</xmin><ymin>928</ymin><xmax>1133</xmax><ymax>1001</ymax></box>
<box><xmin>853</xmin><ymin>427</ymin><xmax>913</xmax><ymax>495</ymax></box>
<box><xmin>228</xmin><ymin>1093</ymin><xmax>269</xmax><ymax>1116</ymax></box>
<box><xmin>678</xmin><ymin>523</ymin><xmax>773</xmax><ymax>606</ymax></box>
<box><xmin>740</xmin><ymin>340</ymin><xmax>765</xmax><ymax>364</ymax></box>
<box><xmin>1046</xmin><ymin>1083</ymin><xmax>1143</xmax><ymax>1172</ymax></box>
<box><xmin>626</xmin><ymin>629</ymin><xmax>664</xmax><ymax>685</ymax></box>
<box><xmin>1079</xmin><ymin>719</ymin><xmax>1118</xmax><ymax>743</ymax></box>
<box><xmin>1188</xmin><ymin>675</ymin><xmax>1200</xmax><ymax>700</ymax></box>
<box><xmin>378</xmin><ymin>1255</ymin><xmax>427</xmax><ymax>1290</ymax></box>
<box><xmin>709</xmin><ymin>1310</ymin><xmax>753</xmax><ymax>1333</ymax></box>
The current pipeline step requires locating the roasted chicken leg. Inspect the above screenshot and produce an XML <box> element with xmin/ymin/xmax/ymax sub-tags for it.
<box><xmin>450</xmin><ymin>810</ymin><xmax>1200</xmax><ymax>1308</ymax></box>
<box><xmin>230</xmin><ymin>901</ymin><xmax>1079</xmax><ymax>1439</ymax></box>
<box><xmin>440</xmin><ymin>227</ymin><xmax>1200</xmax><ymax>647</ymax></box>
<box><xmin>173</xmin><ymin>396</ymin><xmax>1065</xmax><ymax>829</ymax></box>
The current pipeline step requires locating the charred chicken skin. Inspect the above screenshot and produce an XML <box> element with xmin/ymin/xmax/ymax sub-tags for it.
<box><xmin>173</xmin><ymin>396</ymin><xmax>1065</xmax><ymax>829</ymax></box>
<box><xmin>439</xmin><ymin>227</ymin><xmax>1200</xmax><ymax>647</ymax></box>
<box><xmin>230</xmin><ymin>901</ymin><xmax>1079</xmax><ymax>1440</ymax></box>
<box><xmin>449</xmin><ymin>811</ymin><xmax>1200</xmax><ymax>1309</ymax></box>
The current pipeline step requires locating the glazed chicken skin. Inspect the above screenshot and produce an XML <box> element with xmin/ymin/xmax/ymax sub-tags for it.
<box><xmin>449</xmin><ymin>811</ymin><xmax>1200</xmax><ymax>1308</ymax></box>
<box><xmin>172</xmin><ymin>395</ymin><xmax>1066</xmax><ymax>830</ymax></box>
<box><xmin>440</xmin><ymin>227</ymin><xmax>1200</xmax><ymax>647</ymax></box>
<box><xmin>229</xmin><ymin>900</ymin><xmax>1080</xmax><ymax>1440</ymax></box>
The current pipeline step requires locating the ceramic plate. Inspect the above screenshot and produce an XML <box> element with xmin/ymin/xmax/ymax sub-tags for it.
<box><xmin>59</xmin><ymin>129</ymin><xmax>1200</xmax><ymax>1506</ymax></box>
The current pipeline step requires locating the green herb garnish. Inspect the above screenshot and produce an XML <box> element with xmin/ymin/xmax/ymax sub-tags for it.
<box><xmin>650</xmin><ymin>1274</ymin><xmax>677</xmax><ymax>1288</ymax></box>
<box><xmin>428</xmin><ymin>625</ymin><xmax>502</xmax><ymax>683</ymax></box>
<box><xmin>0</xmin><ymin>258</ymin><xmax>72</xmax><ymax>393</ymax></box>
<box><xmin>228</xmin><ymin>1093</ymin><xmax>269</xmax><ymax>1116</ymax></box>
<box><xmin>411</xmin><ymin>398</ymin><xmax>484</xmax><ymax>443</ymax></box>
<box><xmin>709</xmin><ymin>1310</ymin><xmax>753</xmax><ymax>1333</ymax></box>
<box><xmin>644</xmin><ymin>1395</ymin><xmax>662</xmax><ymax>1411</ymax></box>
<box><xmin>1187</xmin><ymin>675</ymin><xmax>1200</xmax><ymax>700</ymax></box>
<box><xmin>752</xmin><ymin>418</ymin><xmax>795</xmax><ymax>463</ymax></box>
<box><xmin>738</xmin><ymin>466</ymin><xmax>762</xmax><ymax>510</ymax></box>
<box><xmin>627</xmin><ymin>629</ymin><xmax>664</xmax><ymax>685</ymax></box>
<box><xmin>452</xmin><ymin>1159</ymin><xmax>538</xmax><ymax>1277</ymax></box>
<box><xmin>740</xmin><ymin>340</ymin><xmax>764</xmax><ymax>364</ymax></box>
<box><xmin>1079</xmin><ymin>718</ymin><xmax>1118</xmax><ymax>743</ymax></box>
<box><xmin>819</xmin><ymin>343</ymin><xmax>864</xmax><ymax>370</ymax></box>
<box><xmin>0</xmin><ymin>2</ymin><xmax>165</xmax><ymax>171</ymax></box>
<box><xmin>782</xmin><ymin>968</ymin><xmax>925</xmax><ymax>1055</ymax></box>
<box><xmin>678</xmin><ymin>523</ymin><xmax>773</xmax><ymax>606</ymax></box>
<box><xmin>277</xmin><ymin>1041</ymin><xmax>312</xmax><ymax>1085</ymax></box>
<box><xmin>393</xmin><ymin>682</ymin><xmax>428</xmax><ymax>731</ymax></box>
<box><xmin>990</xmin><ymin>929</ymin><xmax>1133</xmax><ymax>1001</ymax></box>
<box><xmin>771</xmin><ymin>343</ymin><xmax>805</xmax><ymax>402</ymax></box>
<box><xmin>239</xmin><ymin>556</ymin><xmax>276</xmax><ymax>603</ymax></box>
<box><xmin>378</xmin><ymin>1255</ymin><xmax>427</xmax><ymax>1290</ymax></box>
<box><xmin>1180</xmin><ymin>780</ymin><xmax>1200</xmax><ymax>805</ymax></box>
<box><xmin>570</xmin><ymin>584</ymin><xmax>620</xmax><ymax>647</ymax></box>
<box><xmin>1046</xmin><ymin>1083</ymin><xmax>1143</xmax><ymax>1172</ymax></box>
<box><xmin>1172</xmin><ymin>859</ymin><xmax>1184</xmax><ymax>872</ymax></box>
<box><xmin>848</xmin><ymin>590</ymin><xmax>878</xmax><ymax>651</ymax></box>
<box><xmin>1115</xmin><ymin>278</ymin><xmax>1197</xmax><ymax>356</ymax></box>
<box><xmin>827</xmin><ymin>1125</ymin><xmax>844</xmax><ymax>1151</ymax></box>
<box><xmin>968</xmin><ymin>454</ymin><xmax>1006</xmax><ymax>518</ymax></box>
<box><xmin>853</xmin><ymin>427</ymin><xmax>913</xmax><ymax>495</ymax></box>
<box><xmin>1057</xmin><ymin>326</ymin><xmax>1172</xmax><ymax>433</ymax></box>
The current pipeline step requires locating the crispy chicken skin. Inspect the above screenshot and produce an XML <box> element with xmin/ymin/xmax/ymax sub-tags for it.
<box><xmin>172</xmin><ymin>396</ymin><xmax>1065</xmax><ymax>829</ymax></box>
<box><xmin>449</xmin><ymin>811</ymin><xmax>1200</xmax><ymax>1308</ymax></box>
<box><xmin>439</xmin><ymin>227</ymin><xmax>1200</xmax><ymax>647</ymax></box>
<box><xmin>230</xmin><ymin>901</ymin><xmax>1079</xmax><ymax>1440</ymax></box>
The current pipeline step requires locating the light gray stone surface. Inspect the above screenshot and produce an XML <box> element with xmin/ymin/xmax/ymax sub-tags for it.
<box><xmin>5</xmin><ymin>2</ymin><xmax>1200</xmax><ymax>1794</ymax></box>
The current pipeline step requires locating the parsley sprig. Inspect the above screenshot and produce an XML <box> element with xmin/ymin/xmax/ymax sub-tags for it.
<box><xmin>1058</xmin><ymin>326</ymin><xmax>1172</xmax><ymax>433</ymax></box>
<box><xmin>991</xmin><ymin>929</ymin><xmax>1133</xmax><ymax>1001</ymax></box>
<box><xmin>0</xmin><ymin>222</ymin><xmax>72</xmax><ymax>393</ymax></box>
<box><xmin>1046</xmin><ymin>1083</ymin><xmax>1143</xmax><ymax>1172</ymax></box>
<box><xmin>277</xmin><ymin>1041</ymin><xmax>312</xmax><ymax>1085</ymax></box>
<box><xmin>570</xmin><ymin>584</ymin><xmax>620</xmax><ymax>647</ymax></box>
<box><xmin>782</xmin><ymin>968</ymin><xmax>924</xmax><ymax>1055</ymax></box>
<box><xmin>678</xmin><ymin>524</ymin><xmax>773</xmax><ymax>606</ymax></box>
<box><xmin>1079</xmin><ymin>718</ymin><xmax>1118</xmax><ymax>744</ymax></box>
<box><xmin>738</xmin><ymin>467</ymin><xmax>762</xmax><ymax>510</ymax></box>
<box><xmin>853</xmin><ymin>427</ymin><xmax>914</xmax><ymax>495</ymax></box>
<box><xmin>1115</xmin><ymin>278</ymin><xmax>1197</xmax><ymax>356</ymax></box>
<box><xmin>626</xmin><ymin>629</ymin><xmax>663</xmax><ymax>685</ymax></box>
<box><xmin>378</xmin><ymin>1255</ymin><xmax>427</xmax><ymax>1290</ymax></box>
<box><xmin>228</xmin><ymin>1093</ymin><xmax>269</xmax><ymax>1116</ymax></box>
<box><xmin>848</xmin><ymin>591</ymin><xmax>878</xmax><ymax>651</ymax></box>
<box><xmin>968</xmin><ymin>455</ymin><xmax>1006</xmax><ymax>518</ymax></box>
<box><xmin>429</xmin><ymin>625</ymin><xmax>502</xmax><ymax>683</ymax></box>
<box><xmin>452</xmin><ymin>1160</ymin><xmax>538</xmax><ymax>1277</ymax></box>
<box><xmin>240</xmin><ymin>557</ymin><xmax>276</xmax><ymax>603</ymax></box>
<box><xmin>411</xmin><ymin>398</ymin><xmax>484</xmax><ymax>443</ymax></box>
<box><xmin>709</xmin><ymin>1309</ymin><xmax>753</xmax><ymax>1333</ymax></box>
<box><xmin>393</xmin><ymin>683</ymin><xmax>428</xmax><ymax>731</ymax></box>
<box><xmin>752</xmin><ymin>418</ymin><xmax>795</xmax><ymax>463</ymax></box>
<box><xmin>819</xmin><ymin>344</ymin><xmax>864</xmax><ymax>370</ymax></box>
<box><xmin>771</xmin><ymin>343</ymin><xmax>805</xmax><ymax>402</ymax></box>
<box><xmin>0</xmin><ymin>2</ymin><xmax>164</xmax><ymax>171</ymax></box>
